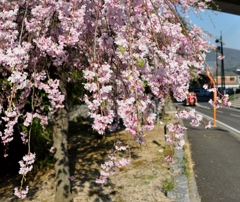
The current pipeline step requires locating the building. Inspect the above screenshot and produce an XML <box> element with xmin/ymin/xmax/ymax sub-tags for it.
<box><xmin>233</xmin><ymin>70</ymin><xmax>240</xmax><ymax>87</ymax></box>
<box><xmin>215</xmin><ymin>71</ymin><xmax>239</xmax><ymax>89</ymax></box>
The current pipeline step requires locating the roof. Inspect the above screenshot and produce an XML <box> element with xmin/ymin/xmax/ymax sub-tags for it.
<box><xmin>233</xmin><ymin>70</ymin><xmax>240</xmax><ymax>75</ymax></box>
<box><xmin>218</xmin><ymin>71</ymin><xmax>238</xmax><ymax>76</ymax></box>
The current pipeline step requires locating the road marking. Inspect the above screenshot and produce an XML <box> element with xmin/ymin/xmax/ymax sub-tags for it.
<box><xmin>196</xmin><ymin>104</ymin><xmax>210</xmax><ymax>109</ymax></box>
<box><xmin>196</xmin><ymin>111</ymin><xmax>240</xmax><ymax>134</ymax></box>
<box><xmin>225</xmin><ymin>106</ymin><xmax>240</xmax><ymax>112</ymax></box>
<box><xmin>230</xmin><ymin>114</ymin><xmax>240</xmax><ymax>118</ymax></box>
<box><xmin>197</xmin><ymin>104</ymin><xmax>224</xmax><ymax>113</ymax></box>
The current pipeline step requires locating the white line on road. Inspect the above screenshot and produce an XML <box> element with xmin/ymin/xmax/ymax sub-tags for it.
<box><xmin>196</xmin><ymin>104</ymin><xmax>210</xmax><ymax>109</ymax></box>
<box><xmin>230</xmin><ymin>114</ymin><xmax>240</xmax><ymax>118</ymax></box>
<box><xmin>196</xmin><ymin>111</ymin><xmax>240</xmax><ymax>135</ymax></box>
<box><xmin>218</xmin><ymin>111</ymin><xmax>223</xmax><ymax>113</ymax></box>
<box><xmin>224</xmin><ymin>106</ymin><xmax>240</xmax><ymax>112</ymax></box>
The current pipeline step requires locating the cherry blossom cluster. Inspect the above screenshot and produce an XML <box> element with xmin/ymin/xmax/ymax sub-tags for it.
<box><xmin>96</xmin><ymin>140</ymin><xmax>130</xmax><ymax>184</ymax></box>
<box><xmin>165</xmin><ymin>108</ymin><xmax>205</xmax><ymax>163</ymax></box>
<box><xmin>1</xmin><ymin>110</ymin><xmax>19</xmax><ymax>145</ymax></box>
<box><xmin>209</xmin><ymin>95</ymin><xmax>231</xmax><ymax>108</ymax></box>
<box><xmin>18</xmin><ymin>152</ymin><xmax>36</xmax><ymax>175</ymax></box>
<box><xmin>81</xmin><ymin>0</ymin><xmax>212</xmax><ymax>138</ymax></box>
<box><xmin>175</xmin><ymin>108</ymin><xmax>203</xmax><ymax>127</ymax></box>
<box><xmin>165</xmin><ymin>123</ymin><xmax>187</xmax><ymax>159</ymax></box>
<box><xmin>203</xmin><ymin>84</ymin><xmax>231</xmax><ymax>108</ymax></box>
<box><xmin>0</xmin><ymin>0</ymin><xmax>219</xmax><ymax>198</ymax></box>
<box><xmin>14</xmin><ymin>186</ymin><xmax>29</xmax><ymax>199</ymax></box>
<box><xmin>14</xmin><ymin>153</ymin><xmax>35</xmax><ymax>199</ymax></box>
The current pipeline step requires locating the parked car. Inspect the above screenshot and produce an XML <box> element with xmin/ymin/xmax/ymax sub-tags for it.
<box><xmin>218</xmin><ymin>88</ymin><xmax>234</xmax><ymax>95</ymax></box>
<box><xmin>225</xmin><ymin>88</ymin><xmax>234</xmax><ymax>95</ymax></box>
<box><xmin>194</xmin><ymin>89</ymin><xmax>211</xmax><ymax>97</ymax></box>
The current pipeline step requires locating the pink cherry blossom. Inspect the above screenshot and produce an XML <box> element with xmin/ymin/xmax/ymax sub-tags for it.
<box><xmin>49</xmin><ymin>147</ymin><xmax>55</xmax><ymax>153</ymax></box>
<box><xmin>69</xmin><ymin>176</ymin><xmax>75</xmax><ymax>181</ymax></box>
<box><xmin>205</xmin><ymin>121</ymin><xmax>212</xmax><ymax>129</ymax></box>
<box><xmin>165</xmin><ymin>155</ymin><xmax>174</xmax><ymax>164</ymax></box>
<box><xmin>218</xmin><ymin>55</ymin><xmax>225</xmax><ymax>60</ymax></box>
<box><xmin>0</xmin><ymin>0</ymin><xmax>228</xmax><ymax>198</ymax></box>
<box><xmin>14</xmin><ymin>186</ymin><xmax>29</xmax><ymax>199</ymax></box>
<box><xmin>18</xmin><ymin>153</ymin><xmax>36</xmax><ymax>175</ymax></box>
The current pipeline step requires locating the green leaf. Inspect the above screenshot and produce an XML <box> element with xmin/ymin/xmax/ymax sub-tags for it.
<box><xmin>136</xmin><ymin>58</ymin><xmax>144</xmax><ymax>68</ymax></box>
<box><xmin>141</xmin><ymin>81</ymin><xmax>148</xmax><ymax>87</ymax></box>
<box><xmin>101</xmin><ymin>100</ymin><xmax>107</xmax><ymax>107</ymax></box>
<box><xmin>118</xmin><ymin>46</ymin><xmax>126</xmax><ymax>54</ymax></box>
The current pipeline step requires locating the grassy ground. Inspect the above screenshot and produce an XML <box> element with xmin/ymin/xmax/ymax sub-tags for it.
<box><xmin>229</xmin><ymin>92</ymin><xmax>240</xmax><ymax>100</ymax></box>
<box><xmin>0</xmin><ymin>121</ymin><xmax>175</xmax><ymax>202</ymax></box>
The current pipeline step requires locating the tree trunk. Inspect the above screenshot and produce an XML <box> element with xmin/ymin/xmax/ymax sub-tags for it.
<box><xmin>52</xmin><ymin>80</ymin><xmax>73</xmax><ymax>202</ymax></box>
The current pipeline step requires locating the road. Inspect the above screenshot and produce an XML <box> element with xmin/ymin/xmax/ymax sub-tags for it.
<box><xmin>177</xmin><ymin>97</ymin><xmax>240</xmax><ymax>202</ymax></box>
<box><xmin>195</xmin><ymin>102</ymin><xmax>240</xmax><ymax>134</ymax></box>
<box><xmin>178</xmin><ymin>96</ymin><xmax>240</xmax><ymax>134</ymax></box>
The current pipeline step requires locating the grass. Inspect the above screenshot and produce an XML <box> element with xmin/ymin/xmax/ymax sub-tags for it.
<box><xmin>163</xmin><ymin>144</ymin><xmax>175</xmax><ymax>157</ymax></box>
<box><xmin>162</xmin><ymin>178</ymin><xmax>175</xmax><ymax>194</ymax></box>
<box><xmin>115</xmin><ymin>197</ymin><xmax>126</xmax><ymax>202</ymax></box>
<box><xmin>140</xmin><ymin>174</ymin><xmax>158</xmax><ymax>185</ymax></box>
<box><xmin>183</xmin><ymin>139</ymin><xmax>195</xmax><ymax>179</ymax></box>
<box><xmin>229</xmin><ymin>92</ymin><xmax>240</xmax><ymax>100</ymax></box>
<box><xmin>0</xmin><ymin>114</ymin><xmax>176</xmax><ymax>202</ymax></box>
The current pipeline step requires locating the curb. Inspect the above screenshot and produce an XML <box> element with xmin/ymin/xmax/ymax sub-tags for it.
<box><xmin>164</xmin><ymin>103</ymin><xmax>201</xmax><ymax>202</ymax></box>
<box><xmin>167</xmin><ymin>149</ymin><xmax>190</xmax><ymax>202</ymax></box>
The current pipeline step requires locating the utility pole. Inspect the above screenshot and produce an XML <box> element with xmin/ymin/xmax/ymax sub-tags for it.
<box><xmin>220</xmin><ymin>32</ymin><xmax>225</xmax><ymax>92</ymax></box>
<box><xmin>216</xmin><ymin>32</ymin><xmax>225</xmax><ymax>93</ymax></box>
<box><xmin>215</xmin><ymin>49</ymin><xmax>219</xmax><ymax>87</ymax></box>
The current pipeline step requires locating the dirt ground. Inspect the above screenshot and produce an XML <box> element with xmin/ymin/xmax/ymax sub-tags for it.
<box><xmin>0</xmin><ymin>123</ymin><xmax>174</xmax><ymax>202</ymax></box>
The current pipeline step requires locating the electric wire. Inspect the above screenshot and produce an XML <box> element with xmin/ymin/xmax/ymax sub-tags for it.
<box><xmin>224</xmin><ymin>18</ymin><xmax>240</xmax><ymax>36</ymax></box>
<box><xmin>224</xmin><ymin>24</ymin><xmax>240</xmax><ymax>40</ymax></box>
<box><xmin>224</xmin><ymin>19</ymin><xmax>240</xmax><ymax>40</ymax></box>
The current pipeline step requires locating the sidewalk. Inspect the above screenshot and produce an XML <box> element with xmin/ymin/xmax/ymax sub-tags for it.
<box><xmin>230</xmin><ymin>96</ymin><xmax>240</xmax><ymax>109</ymax></box>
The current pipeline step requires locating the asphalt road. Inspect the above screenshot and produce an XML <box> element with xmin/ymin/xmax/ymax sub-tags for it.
<box><xmin>195</xmin><ymin>102</ymin><xmax>240</xmax><ymax>133</ymax></box>
<box><xmin>184</xmin><ymin>121</ymin><xmax>240</xmax><ymax>202</ymax></box>
<box><xmin>178</xmin><ymin>96</ymin><xmax>240</xmax><ymax>133</ymax></box>
<box><xmin>178</xmin><ymin>97</ymin><xmax>240</xmax><ymax>202</ymax></box>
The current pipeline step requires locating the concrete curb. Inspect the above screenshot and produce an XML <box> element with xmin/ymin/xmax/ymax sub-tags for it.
<box><xmin>164</xmin><ymin>103</ymin><xmax>201</xmax><ymax>202</ymax></box>
<box><xmin>167</xmin><ymin>149</ymin><xmax>190</xmax><ymax>202</ymax></box>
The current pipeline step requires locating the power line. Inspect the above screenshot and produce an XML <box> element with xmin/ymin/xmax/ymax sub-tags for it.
<box><xmin>224</xmin><ymin>18</ymin><xmax>240</xmax><ymax>36</ymax></box>
<box><xmin>223</xmin><ymin>19</ymin><xmax>240</xmax><ymax>40</ymax></box>
<box><xmin>224</xmin><ymin>23</ymin><xmax>240</xmax><ymax>40</ymax></box>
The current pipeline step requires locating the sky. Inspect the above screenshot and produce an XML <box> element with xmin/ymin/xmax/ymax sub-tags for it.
<box><xmin>187</xmin><ymin>9</ymin><xmax>240</xmax><ymax>50</ymax></box>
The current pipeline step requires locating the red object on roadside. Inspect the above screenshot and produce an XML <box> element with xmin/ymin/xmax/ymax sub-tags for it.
<box><xmin>186</xmin><ymin>93</ymin><xmax>197</xmax><ymax>106</ymax></box>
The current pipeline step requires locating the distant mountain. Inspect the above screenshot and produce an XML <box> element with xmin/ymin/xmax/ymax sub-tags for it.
<box><xmin>206</xmin><ymin>47</ymin><xmax>240</xmax><ymax>71</ymax></box>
